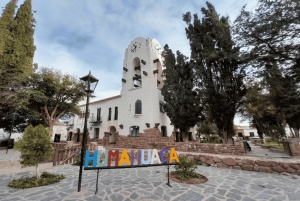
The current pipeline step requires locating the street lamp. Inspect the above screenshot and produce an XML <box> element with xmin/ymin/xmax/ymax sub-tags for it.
<box><xmin>6</xmin><ymin>112</ymin><xmax>19</xmax><ymax>154</ymax></box>
<box><xmin>78</xmin><ymin>71</ymin><xmax>98</xmax><ymax>192</ymax></box>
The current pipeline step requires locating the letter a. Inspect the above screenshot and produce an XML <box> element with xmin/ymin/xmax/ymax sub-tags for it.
<box><xmin>119</xmin><ymin>149</ymin><xmax>131</xmax><ymax>166</ymax></box>
<box><xmin>169</xmin><ymin>148</ymin><xmax>179</xmax><ymax>163</ymax></box>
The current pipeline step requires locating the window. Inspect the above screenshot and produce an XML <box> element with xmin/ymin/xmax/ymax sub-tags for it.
<box><xmin>249</xmin><ymin>132</ymin><xmax>254</xmax><ymax>137</ymax></box>
<box><xmin>130</xmin><ymin>126</ymin><xmax>139</xmax><ymax>136</ymax></box>
<box><xmin>67</xmin><ymin>132</ymin><xmax>72</xmax><ymax>141</ymax></box>
<box><xmin>238</xmin><ymin>132</ymin><xmax>243</xmax><ymax>137</ymax></box>
<box><xmin>161</xmin><ymin>126</ymin><xmax>167</xmax><ymax>137</ymax></box>
<box><xmin>81</xmin><ymin>110</ymin><xmax>89</xmax><ymax>118</ymax></box>
<box><xmin>114</xmin><ymin>107</ymin><xmax>118</xmax><ymax>120</ymax></box>
<box><xmin>96</xmin><ymin>108</ymin><xmax>101</xmax><ymax>121</ymax></box>
<box><xmin>108</xmin><ymin>108</ymin><xmax>111</xmax><ymax>121</ymax></box>
<box><xmin>94</xmin><ymin>128</ymin><xmax>99</xmax><ymax>139</ymax></box>
<box><xmin>135</xmin><ymin>100</ymin><xmax>142</xmax><ymax>114</ymax></box>
<box><xmin>159</xmin><ymin>103</ymin><xmax>165</xmax><ymax>113</ymax></box>
<box><xmin>76</xmin><ymin>129</ymin><xmax>80</xmax><ymax>142</ymax></box>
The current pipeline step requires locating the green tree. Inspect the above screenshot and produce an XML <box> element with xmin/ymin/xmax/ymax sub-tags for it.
<box><xmin>183</xmin><ymin>2</ymin><xmax>246</xmax><ymax>144</ymax></box>
<box><xmin>233</xmin><ymin>0</ymin><xmax>300</xmax><ymax>79</ymax></box>
<box><xmin>162</xmin><ymin>45</ymin><xmax>203</xmax><ymax>141</ymax></box>
<box><xmin>14</xmin><ymin>124</ymin><xmax>53</xmax><ymax>179</ymax></box>
<box><xmin>0</xmin><ymin>0</ymin><xmax>15</xmax><ymax>60</ymax></box>
<box><xmin>0</xmin><ymin>0</ymin><xmax>36</xmax><ymax>117</ymax></box>
<box><xmin>262</xmin><ymin>64</ymin><xmax>300</xmax><ymax>137</ymax></box>
<box><xmin>197</xmin><ymin>122</ymin><xmax>218</xmax><ymax>135</ymax></box>
<box><xmin>19</xmin><ymin>68</ymin><xmax>86</xmax><ymax>134</ymax></box>
<box><xmin>239</xmin><ymin>84</ymin><xmax>285</xmax><ymax>142</ymax></box>
<box><xmin>234</xmin><ymin>0</ymin><xmax>300</xmax><ymax>138</ymax></box>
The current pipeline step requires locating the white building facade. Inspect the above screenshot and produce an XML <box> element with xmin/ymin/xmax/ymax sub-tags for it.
<box><xmin>67</xmin><ymin>37</ymin><xmax>174</xmax><ymax>143</ymax></box>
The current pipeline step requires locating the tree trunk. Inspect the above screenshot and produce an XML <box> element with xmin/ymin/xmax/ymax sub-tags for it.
<box><xmin>221</xmin><ymin>128</ymin><xmax>228</xmax><ymax>144</ymax></box>
<box><xmin>293</xmin><ymin>127</ymin><xmax>299</xmax><ymax>138</ymax></box>
<box><xmin>289</xmin><ymin>126</ymin><xmax>295</xmax><ymax>137</ymax></box>
<box><xmin>181</xmin><ymin>131</ymin><xmax>189</xmax><ymax>142</ymax></box>
<box><xmin>48</xmin><ymin>120</ymin><xmax>53</xmax><ymax>137</ymax></box>
<box><xmin>36</xmin><ymin>164</ymin><xmax>40</xmax><ymax>179</ymax></box>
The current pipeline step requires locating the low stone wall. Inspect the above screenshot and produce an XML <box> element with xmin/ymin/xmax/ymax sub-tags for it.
<box><xmin>289</xmin><ymin>138</ymin><xmax>300</xmax><ymax>156</ymax></box>
<box><xmin>104</xmin><ymin>128</ymin><xmax>245</xmax><ymax>155</ymax></box>
<box><xmin>180</xmin><ymin>152</ymin><xmax>300</xmax><ymax>175</ymax></box>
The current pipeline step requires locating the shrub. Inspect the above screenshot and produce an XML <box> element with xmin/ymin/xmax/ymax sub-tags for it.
<box><xmin>8</xmin><ymin>172</ymin><xmax>65</xmax><ymax>189</ymax></box>
<box><xmin>73</xmin><ymin>152</ymin><xmax>93</xmax><ymax>166</ymax></box>
<box><xmin>14</xmin><ymin>125</ymin><xmax>53</xmax><ymax>179</ymax></box>
<box><xmin>265</xmin><ymin>138</ymin><xmax>272</xmax><ymax>143</ymax></box>
<box><xmin>204</xmin><ymin>134</ymin><xmax>222</xmax><ymax>144</ymax></box>
<box><xmin>172</xmin><ymin>156</ymin><xmax>203</xmax><ymax>181</ymax></box>
<box><xmin>194</xmin><ymin>158</ymin><xmax>202</xmax><ymax>165</ymax></box>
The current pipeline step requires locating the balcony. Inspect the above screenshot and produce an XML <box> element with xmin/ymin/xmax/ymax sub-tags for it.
<box><xmin>89</xmin><ymin>117</ymin><xmax>102</xmax><ymax>126</ymax></box>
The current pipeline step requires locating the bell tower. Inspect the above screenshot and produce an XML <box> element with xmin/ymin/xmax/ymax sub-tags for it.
<box><xmin>118</xmin><ymin>37</ymin><xmax>169</xmax><ymax>135</ymax></box>
<box><xmin>120</xmin><ymin>37</ymin><xmax>164</xmax><ymax>94</ymax></box>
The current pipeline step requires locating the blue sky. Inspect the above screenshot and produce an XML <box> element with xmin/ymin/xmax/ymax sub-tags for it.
<box><xmin>1</xmin><ymin>0</ymin><xmax>257</xmax><ymax>125</ymax></box>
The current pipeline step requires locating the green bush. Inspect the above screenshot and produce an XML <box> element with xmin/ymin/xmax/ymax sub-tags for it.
<box><xmin>204</xmin><ymin>134</ymin><xmax>222</xmax><ymax>144</ymax></box>
<box><xmin>73</xmin><ymin>152</ymin><xmax>95</xmax><ymax>166</ymax></box>
<box><xmin>172</xmin><ymin>156</ymin><xmax>203</xmax><ymax>181</ymax></box>
<box><xmin>194</xmin><ymin>158</ymin><xmax>202</xmax><ymax>165</ymax></box>
<box><xmin>265</xmin><ymin>138</ymin><xmax>272</xmax><ymax>143</ymax></box>
<box><xmin>8</xmin><ymin>172</ymin><xmax>65</xmax><ymax>189</ymax></box>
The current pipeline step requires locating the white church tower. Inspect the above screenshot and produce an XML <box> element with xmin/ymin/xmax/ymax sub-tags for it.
<box><xmin>118</xmin><ymin>37</ymin><xmax>171</xmax><ymax>136</ymax></box>
<box><xmin>63</xmin><ymin>37</ymin><xmax>173</xmax><ymax>144</ymax></box>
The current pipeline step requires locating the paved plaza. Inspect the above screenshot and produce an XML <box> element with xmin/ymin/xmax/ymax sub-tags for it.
<box><xmin>1</xmin><ymin>146</ymin><xmax>300</xmax><ymax>201</ymax></box>
<box><xmin>1</xmin><ymin>160</ymin><xmax>300</xmax><ymax>201</ymax></box>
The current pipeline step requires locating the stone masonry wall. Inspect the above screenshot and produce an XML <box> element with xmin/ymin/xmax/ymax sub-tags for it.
<box><xmin>289</xmin><ymin>138</ymin><xmax>300</xmax><ymax>156</ymax></box>
<box><xmin>180</xmin><ymin>152</ymin><xmax>300</xmax><ymax>176</ymax></box>
<box><xmin>105</xmin><ymin>128</ymin><xmax>245</xmax><ymax>155</ymax></box>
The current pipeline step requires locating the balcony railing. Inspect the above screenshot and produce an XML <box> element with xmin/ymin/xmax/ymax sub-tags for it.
<box><xmin>89</xmin><ymin>117</ymin><xmax>102</xmax><ymax>126</ymax></box>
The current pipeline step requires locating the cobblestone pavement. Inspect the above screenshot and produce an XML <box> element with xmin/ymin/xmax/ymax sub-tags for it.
<box><xmin>1</xmin><ymin>164</ymin><xmax>300</xmax><ymax>201</ymax></box>
<box><xmin>246</xmin><ymin>142</ymin><xmax>291</xmax><ymax>159</ymax></box>
<box><xmin>0</xmin><ymin>150</ymin><xmax>20</xmax><ymax>161</ymax></box>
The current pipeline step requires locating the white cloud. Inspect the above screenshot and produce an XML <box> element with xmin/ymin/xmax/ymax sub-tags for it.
<box><xmin>1</xmin><ymin>0</ymin><xmax>258</xmax><ymax>124</ymax></box>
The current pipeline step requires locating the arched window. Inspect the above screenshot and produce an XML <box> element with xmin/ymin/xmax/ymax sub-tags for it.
<box><xmin>108</xmin><ymin>108</ymin><xmax>111</xmax><ymax>121</ymax></box>
<box><xmin>96</xmin><ymin>108</ymin><xmax>101</xmax><ymax>121</ymax></box>
<box><xmin>114</xmin><ymin>107</ymin><xmax>118</xmax><ymax>120</ymax></box>
<box><xmin>135</xmin><ymin>100</ymin><xmax>142</xmax><ymax>114</ymax></box>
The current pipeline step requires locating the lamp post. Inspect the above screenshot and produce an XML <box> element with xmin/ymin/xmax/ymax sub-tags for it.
<box><xmin>78</xmin><ymin>71</ymin><xmax>98</xmax><ymax>192</ymax></box>
<box><xmin>6</xmin><ymin>112</ymin><xmax>19</xmax><ymax>154</ymax></box>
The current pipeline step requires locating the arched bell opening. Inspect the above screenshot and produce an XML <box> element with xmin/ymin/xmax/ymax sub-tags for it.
<box><xmin>156</xmin><ymin>61</ymin><xmax>163</xmax><ymax>89</ymax></box>
<box><xmin>132</xmin><ymin>57</ymin><xmax>141</xmax><ymax>88</ymax></box>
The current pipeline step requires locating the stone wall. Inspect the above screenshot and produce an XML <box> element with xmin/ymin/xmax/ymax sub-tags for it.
<box><xmin>180</xmin><ymin>152</ymin><xmax>300</xmax><ymax>175</ymax></box>
<box><xmin>289</xmin><ymin>138</ymin><xmax>300</xmax><ymax>156</ymax></box>
<box><xmin>103</xmin><ymin>128</ymin><xmax>245</xmax><ymax>155</ymax></box>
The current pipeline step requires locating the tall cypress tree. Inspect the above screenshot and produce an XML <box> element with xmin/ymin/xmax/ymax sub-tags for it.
<box><xmin>0</xmin><ymin>0</ymin><xmax>36</xmax><ymax>116</ymax></box>
<box><xmin>0</xmin><ymin>0</ymin><xmax>17</xmax><ymax>115</ymax></box>
<box><xmin>162</xmin><ymin>45</ymin><xmax>203</xmax><ymax>141</ymax></box>
<box><xmin>0</xmin><ymin>0</ymin><xmax>16</xmax><ymax>57</ymax></box>
<box><xmin>13</xmin><ymin>0</ymin><xmax>36</xmax><ymax>77</ymax></box>
<box><xmin>263</xmin><ymin>64</ymin><xmax>300</xmax><ymax>137</ymax></box>
<box><xmin>183</xmin><ymin>2</ymin><xmax>246</xmax><ymax>143</ymax></box>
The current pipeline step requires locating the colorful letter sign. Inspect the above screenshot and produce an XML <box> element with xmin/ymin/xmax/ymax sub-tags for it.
<box><xmin>84</xmin><ymin>148</ymin><xmax>180</xmax><ymax>168</ymax></box>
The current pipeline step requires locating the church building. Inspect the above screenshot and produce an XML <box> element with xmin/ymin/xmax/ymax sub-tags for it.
<box><xmin>64</xmin><ymin>37</ymin><xmax>175</xmax><ymax>144</ymax></box>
